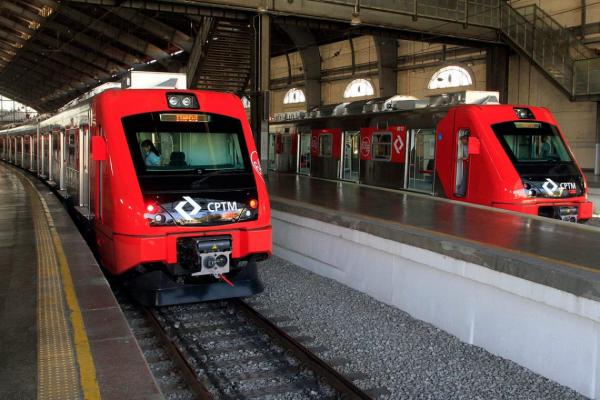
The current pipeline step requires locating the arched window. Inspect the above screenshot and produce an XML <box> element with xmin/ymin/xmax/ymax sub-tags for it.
<box><xmin>428</xmin><ymin>66</ymin><xmax>473</xmax><ymax>89</ymax></box>
<box><xmin>241</xmin><ymin>96</ymin><xmax>251</xmax><ymax>109</ymax></box>
<box><xmin>283</xmin><ymin>88</ymin><xmax>306</xmax><ymax>104</ymax></box>
<box><xmin>344</xmin><ymin>79</ymin><xmax>374</xmax><ymax>98</ymax></box>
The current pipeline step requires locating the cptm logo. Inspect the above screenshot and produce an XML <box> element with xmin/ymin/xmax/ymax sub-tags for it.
<box><xmin>542</xmin><ymin>178</ymin><xmax>576</xmax><ymax>196</ymax></box>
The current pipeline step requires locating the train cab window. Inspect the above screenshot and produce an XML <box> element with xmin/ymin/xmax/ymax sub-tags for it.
<box><xmin>122</xmin><ymin>112</ymin><xmax>252</xmax><ymax>191</ymax></box>
<box><xmin>319</xmin><ymin>134</ymin><xmax>332</xmax><ymax>157</ymax></box>
<box><xmin>455</xmin><ymin>129</ymin><xmax>470</xmax><ymax>197</ymax></box>
<box><xmin>372</xmin><ymin>132</ymin><xmax>392</xmax><ymax>161</ymax></box>
<box><xmin>492</xmin><ymin>121</ymin><xmax>572</xmax><ymax>164</ymax></box>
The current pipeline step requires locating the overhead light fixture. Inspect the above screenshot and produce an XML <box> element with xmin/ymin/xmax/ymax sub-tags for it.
<box><xmin>257</xmin><ymin>1</ymin><xmax>268</xmax><ymax>13</ymax></box>
<box><xmin>350</xmin><ymin>0</ymin><xmax>362</xmax><ymax>26</ymax></box>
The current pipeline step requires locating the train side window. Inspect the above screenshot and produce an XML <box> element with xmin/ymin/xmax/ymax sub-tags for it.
<box><xmin>319</xmin><ymin>134</ymin><xmax>332</xmax><ymax>157</ymax></box>
<box><xmin>372</xmin><ymin>132</ymin><xmax>392</xmax><ymax>161</ymax></box>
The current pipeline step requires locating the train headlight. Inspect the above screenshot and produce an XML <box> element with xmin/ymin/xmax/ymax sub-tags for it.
<box><xmin>514</xmin><ymin>108</ymin><xmax>535</xmax><ymax>119</ymax></box>
<box><xmin>168</xmin><ymin>96</ymin><xmax>180</xmax><ymax>108</ymax></box>
<box><xmin>166</xmin><ymin>93</ymin><xmax>199</xmax><ymax>109</ymax></box>
<box><xmin>181</xmin><ymin>96</ymin><xmax>193</xmax><ymax>107</ymax></box>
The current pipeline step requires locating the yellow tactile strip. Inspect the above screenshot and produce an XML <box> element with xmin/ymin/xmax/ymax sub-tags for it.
<box><xmin>18</xmin><ymin>174</ymin><xmax>101</xmax><ymax>400</ymax></box>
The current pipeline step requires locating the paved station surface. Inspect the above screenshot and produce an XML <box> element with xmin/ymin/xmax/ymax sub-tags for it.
<box><xmin>0</xmin><ymin>162</ymin><xmax>161</xmax><ymax>400</ymax></box>
<box><xmin>266</xmin><ymin>172</ymin><xmax>600</xmax><ymax>302</ymax></box>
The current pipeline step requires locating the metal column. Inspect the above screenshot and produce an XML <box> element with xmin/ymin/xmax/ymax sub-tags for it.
<box><xmin>486</xmin><ymin>46</ymin><xmax>510</xmax><ymax>103</ymax></box>
<box><xmin>250</xmin><ymin>13</ymin><xmax>270</xmax><ymax>171</ymax></box>
<box><xmin>595</xmin><ymin>102</ymin><xmax>599</xmax><ymax>175</ymax></box>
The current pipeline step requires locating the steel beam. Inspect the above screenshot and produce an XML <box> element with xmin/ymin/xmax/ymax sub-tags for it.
<box><xmin>109</xmin><ymin>8</ymin><xmax>193</xmax><ymax>52</ymax></box>
<box><xmin>486</xmin><ymin>45</ymin><xmax>509</xmax><ymax>103</ymax></box>
<box><xmin>59</xmin><ymin>6</ymin><xmax>171</xmax><ymax>62</ymax></box>
<box><xmin>186</xmin><ymin>17</ymin><xmax>215</xmax><ymax>86</ymax></box>
<box><xmin>279</xmin><ymin>25</ymin><xmax>321</xmax><ymax>109</ymax></box>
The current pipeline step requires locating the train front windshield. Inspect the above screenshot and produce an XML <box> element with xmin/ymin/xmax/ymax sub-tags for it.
<box><xmin>123</xmin><ymin>112</ymin><xmax>254</xmax><ymax>192</ymax></box>
<box><xmin>491</xmin><ymin>121</ymin><xmax>581</xmax><ymax>178</ymax></box>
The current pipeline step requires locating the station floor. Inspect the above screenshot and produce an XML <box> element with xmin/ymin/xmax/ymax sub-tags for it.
<box><xmin>0</xmin><ymin>162</ymin><xmax>161</xmax><ymax>400</ymax></box>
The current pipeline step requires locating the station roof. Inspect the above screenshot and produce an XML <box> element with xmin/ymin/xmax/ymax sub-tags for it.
<box><xmin>0</xmin><ymin>0</ymin><xmax>497</xmax><ymax>113</ymax></box>
<box><xmin>0</xmin><ymin>0</ymin><xmax>254</xmax><ymax>112</ymax></box>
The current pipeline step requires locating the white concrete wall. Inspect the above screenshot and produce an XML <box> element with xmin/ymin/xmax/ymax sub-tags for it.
<box><xmin>273</xmin><ymin>209</ymin><xmax>600</xmax><ymax>399</ymax></box>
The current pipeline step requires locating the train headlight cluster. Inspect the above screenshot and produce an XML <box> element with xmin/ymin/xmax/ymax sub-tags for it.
<box><xmin>514</xmin><ymin>107</ymin><xmax>534</xmax><ymax>119</ymax></box>
<box><xmin>166</xmin><ymin>93</ymin><xmax>199</xmax><ymax>109</ymax></box>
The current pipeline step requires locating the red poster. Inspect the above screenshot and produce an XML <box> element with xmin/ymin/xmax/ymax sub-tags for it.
<box><xmin>360</xmin><ymin>127</ymin><xmax>375</xmax><ymax>160</ymax></box>
<box><xmin>390</xmin><ymin>125</ymin><xmax>407</xmax><ymax>163</ymax></box>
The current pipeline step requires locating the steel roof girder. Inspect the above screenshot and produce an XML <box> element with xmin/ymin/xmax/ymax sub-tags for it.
<box><xmin>59</xmin><ymin>6</ymin><xmax>171</xmax><ymax>62</ymax></box>
<box><xmin>44</xmin><ymin>20</ymin><xmax>138</xmax><ymax>67</ymax></box>
<box><xmin>110</xmin><ymin>8</ymin><xmax>193</xmax><ymax>52</ymax></box>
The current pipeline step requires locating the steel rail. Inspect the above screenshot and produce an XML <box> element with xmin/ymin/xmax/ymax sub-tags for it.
<box><xmin>144</xmin><ymin>307</ymin><xmax>215</xmax><ymax>400</ymax></box>
<box><xmin>231</xmin><ymin>298</ymin><xmax>373</xmax><ymax>400</ymax></box>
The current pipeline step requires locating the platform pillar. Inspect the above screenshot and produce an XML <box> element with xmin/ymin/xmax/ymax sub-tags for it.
<box><xmin>251</xmin><ymin>12</ymin><xmax>270</xmax><ymax>172</ymax></box>
<box><xmin>595</xmin><ymin>102</ymin><xmax>600</xmax><ymax>175</ymax></box>
<box><xmin>486</xmin><ymin>46</ymin><xmax>509</xmax><ymax>103</ymax></box>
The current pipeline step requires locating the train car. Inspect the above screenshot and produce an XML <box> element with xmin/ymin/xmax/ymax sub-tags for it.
<box><xmin>0</xmin><ymin>86</ymin><xmax>272</xmax><ymax>306</ymax></box>
<box><xmin>269</xmin><ymin>92</ymin><xmax>593</xmax><ymax>222</ymax></box>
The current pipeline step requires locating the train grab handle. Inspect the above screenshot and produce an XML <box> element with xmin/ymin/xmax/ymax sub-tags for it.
<box><xmin>91</xmin><ymin>136</ymin><xmax>107</xmax><ymax>161</ymax></box>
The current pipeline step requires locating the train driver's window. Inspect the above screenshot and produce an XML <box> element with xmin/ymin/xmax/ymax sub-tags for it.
<box><xmin>372</xmin><ymin>132</ymin><xmax>392</xmax><ymax>161</ymax></box>
<box><xmin>319</xmin><ymin>134</ymin><xmax>332</xmax><ymax>157</ymax></box>
<box><xmin>455</xmin><ymin>128</ymin><xmax>470</xmax><ymax>197</ymax></box>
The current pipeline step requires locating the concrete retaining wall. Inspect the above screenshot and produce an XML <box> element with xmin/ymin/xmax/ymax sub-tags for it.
<box><xmin>272</xmin><ymin>209</ymin><xmax>600</xmax><ymax>399</ymax></box>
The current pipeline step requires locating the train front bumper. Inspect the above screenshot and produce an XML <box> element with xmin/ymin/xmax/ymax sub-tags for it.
<box><xmin>112</xmin><ymin>226</ymin><xmax>272</xmax><ymax>274</ymax></box>
<box><xmin>492</xmin><ymin>200</ymin><xmax>593</xmax><ymax>222</ymax></box>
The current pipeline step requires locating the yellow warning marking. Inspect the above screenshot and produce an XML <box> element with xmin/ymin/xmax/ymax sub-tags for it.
<box><xmin>15</xmin><ymin>170</ymin><xmax>101</xmax><ymax>400</ymax></box>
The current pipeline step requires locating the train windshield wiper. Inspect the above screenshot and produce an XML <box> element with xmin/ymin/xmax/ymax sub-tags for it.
<box><xmin>193</xmin><ymin>169</ymin><xmax>248</xmax><ymax>184</ymax></box>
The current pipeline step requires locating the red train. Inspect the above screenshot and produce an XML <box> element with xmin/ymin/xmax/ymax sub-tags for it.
<box><xmin>269</xmin><ymin>93</ymin><xmax>593</xmax><ymax>222</ymax></box>
<box><xmin>0</xmin><ymin>88</ymin><xmax>272</xmax><ymax>305</ymax></box>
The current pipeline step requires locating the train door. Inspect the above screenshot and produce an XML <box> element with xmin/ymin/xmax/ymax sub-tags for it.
<box><xmin>341</xmin><ymin>131</ymin><xmax>360</xmax><ymax>182</ymax></box>
<box><xmin>23</xmin><ymin>136</ymin><xmax>30</xmax><ymax>170</ymax></box>
<box><xmin>297</xmin><ymin>132</ymin><xmax>311</xmax><ymax>175</ymax></box>
<box><xmin>59</xmin><ymin>130</ymin><xmax>65</xmax><ymax>190</ymax></box>
<box><xmin>268</xmin><ymin>132</ymin><xmax>276</xmax><ymax>171</ymax></box>
<box><xmin>79</xmin><ymin>126</ymin><xmax>90</xmax><ymax>210</ymax></box>
<box><xmin>40</xmin><ymin>134</ymin><xmax>47</xmax><ymax>177</ymax></box>
<box><xmin>51</xmin><ymin>131</ymin><xmax>61</xmax><ymax>184</ymax></box>
<box><xmin>405</xmin><ymin>129</ymin><xmax>436</xmax><ymax>193</ymax></box>
<box><xmin>20</xmin><ymin>136</ymin><xmax>24</xmax><ymax>167</ymax></box>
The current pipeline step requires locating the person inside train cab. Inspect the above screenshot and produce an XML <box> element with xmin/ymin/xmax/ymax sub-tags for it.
<box><xmin>455</xmin><ymin>131</ymin><xmax>469</xmax><ymax>197</ymax></box>
<box><xmin>141</xmin><ymin>139</ymin><xmax>161</xmax><ymax>166</ymax></box>
<box><xmin>540</xmin><ymin>135</ymin><xmax>552</xmax><ymax>159</ymax></box>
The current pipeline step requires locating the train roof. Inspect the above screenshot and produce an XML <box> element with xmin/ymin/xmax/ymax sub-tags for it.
<box><xmin>271</xmin><ymin>90</ymin><xmax>500</xmax><ymax>124</ymax></box>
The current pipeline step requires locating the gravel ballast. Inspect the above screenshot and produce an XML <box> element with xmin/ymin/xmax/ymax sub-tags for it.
<box><xmin>248</xmin><ymin>256</ymin><xmax>587</xmax><ymax>399</ymax></box>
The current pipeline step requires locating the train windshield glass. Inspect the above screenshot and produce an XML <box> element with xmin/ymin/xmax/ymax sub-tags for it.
<box><xmin>123</xmin><ymin>112</ymin><xmax>251</xmax><ymax>175</ymax></box>
<box><xmin>492</xmin><ymin>121</ymin><xmax>573</xmax><ymax>164</ymax></box>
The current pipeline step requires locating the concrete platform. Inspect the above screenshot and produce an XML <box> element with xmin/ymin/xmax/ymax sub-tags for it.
<box><xmin>584</xmin><ymin>171</ymin><xmax>600</xmax><ymax>215</ymax></box>
<box><xmin>266</xmin><ymin>172</ymin><xmax>600</xmax><ymax>399</ymax></box>
<box><xmin>0</xmin><ymin>162</ymin><xmax>161</xmax><ymax>400</ymax></box>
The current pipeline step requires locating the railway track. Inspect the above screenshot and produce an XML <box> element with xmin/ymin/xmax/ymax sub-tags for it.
<box><xmin>119</xmin><ymin>294</ymin><xmax>378</xmax><ymax>400</ymax></box>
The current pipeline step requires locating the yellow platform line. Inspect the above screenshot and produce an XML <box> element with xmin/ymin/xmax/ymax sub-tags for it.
<box><xmin>18</xmin><ymin>172</ymin><xmax>101</xmax><ymax>400</ymax></box>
